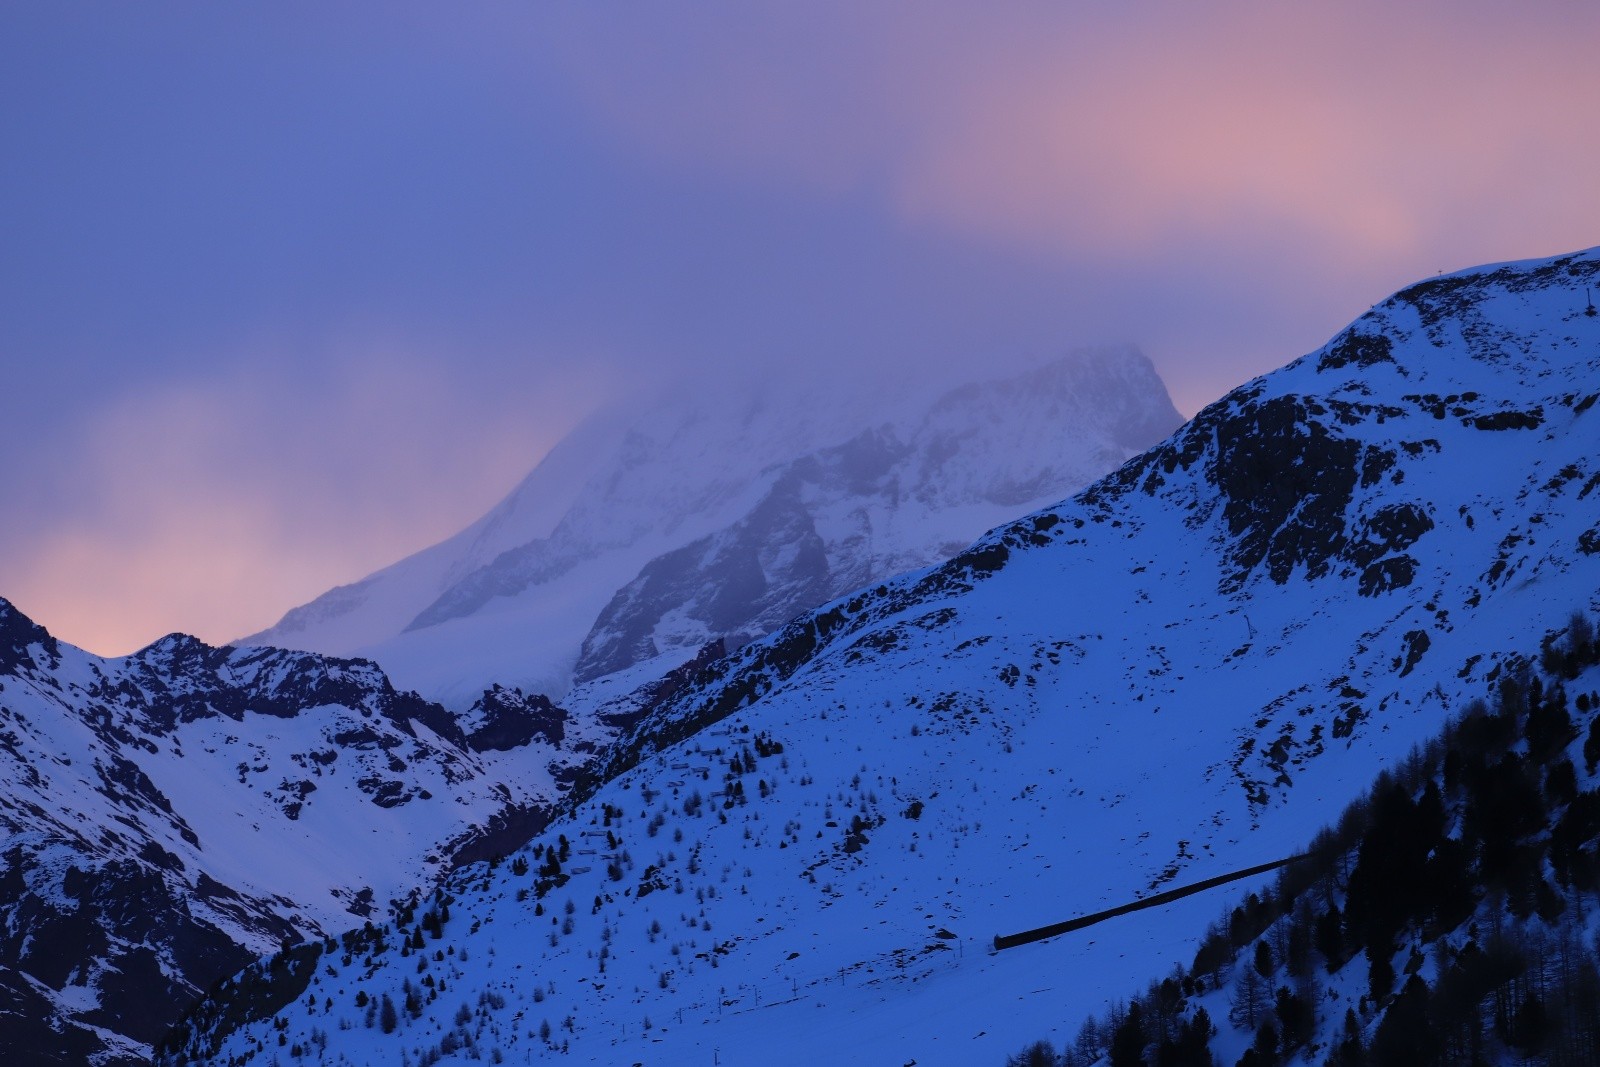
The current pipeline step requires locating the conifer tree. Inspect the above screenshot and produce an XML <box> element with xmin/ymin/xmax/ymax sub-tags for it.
<box><xmin>380</xmin><ymin>994</ymin><xmax>398</xmax><ymax>1035</ymax></box>
<box><xmin>1109</xmin><ymin>1001</ymin><xmax>1147</xmax><ymax>1067</ymax></box>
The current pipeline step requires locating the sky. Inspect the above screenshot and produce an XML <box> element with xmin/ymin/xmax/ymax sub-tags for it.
<box><xmin>3</xmin><ymin>2</ymin><xmax>1598</xmax><ymax>656</ymax></box>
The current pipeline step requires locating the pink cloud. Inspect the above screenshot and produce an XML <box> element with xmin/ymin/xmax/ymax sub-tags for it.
<box><xmin>496</xmin><ymin>4</ymin><xmax>1600</xmax><ymax>417</ymax></box>
<box><xmin>896</xmin><ymin>7</ymin><xmax>1600</xmax><ymax>273</ymax></box>
<box><xmin>513</xmin><ymin>5</ymin><xmax>1600</xmax><ymax>284</ymax></box>
<box><xmin>7</xmin><ymin>341</ymin><xmax>609</xmax><ymax>655</ymax></box>
<box><xmin>13</xmin><ymin>5</ymin><xmax>1600</xmax><ymax>652</ymax></box>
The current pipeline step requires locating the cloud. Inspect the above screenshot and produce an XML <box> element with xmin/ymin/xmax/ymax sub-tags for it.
<box><xmin>901</xmin><ymin>8</ymin><xmax>1600</xmax><ymax>268</ymax></box>
<box><xmin>3</xmin><ymin>338</ymin><xmax>608</xmax><ymax>654</ymax></box>
<box><xmin>7</xmin><ymin>3</ymin><xmax>1600</xmax><ymax>652</ymax></box>
<box><xmin>492</xmin><ymin>3</ymin><xmax>1600</xmax><ymax>415</ymax></box>
<box><xmin>520</xmin><ymin>5</ymin><xmax>1600</xmax><ymax>284</ymax></box>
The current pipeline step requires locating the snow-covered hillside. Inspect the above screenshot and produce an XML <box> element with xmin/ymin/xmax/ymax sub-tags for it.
<box><xmin>245</xmin><ymin>349</ymin><xmax>1181</xmax><ymax>706</ymax></box>
<box><xmin>0</xmin><ymin>602</ymin><xmax>610</xmax><ymax>1065</ymax></box>
<box><xmin>173</xmin><ymin>247</ymin><xmax>1600</xmax><ymax>1066</ymax></box>
<box><xmin>1021</xmin><ymin>624</ymin><xmax>1600</xmax><ymax>1067</ymax></box>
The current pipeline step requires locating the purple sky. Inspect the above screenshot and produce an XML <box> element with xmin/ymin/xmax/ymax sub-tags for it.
<box><xmin>4</xmin><ymin>3</ymin><xmax>1599</xmax><ymax>655</ymax></box>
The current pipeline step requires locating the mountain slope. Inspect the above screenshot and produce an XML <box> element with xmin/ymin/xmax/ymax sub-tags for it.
<box><xmin>176</xmin><ymin>248</ymin><xmax>1600</xmax><ymax>1066</ymax></box>
<box><xmin>246</xmin><ymin>349</ymin><xmax>1181</xmax><ymax>705</ymax></box>
<box><xmin>1013</xmin><ymin>611</ymin><xmax>1600</xmax><ymax>1067</ymax></box>
<box><xmin>0</xmin><ymin>602</ymin><xmax>594</xmax><ymax>1064</ymax></box>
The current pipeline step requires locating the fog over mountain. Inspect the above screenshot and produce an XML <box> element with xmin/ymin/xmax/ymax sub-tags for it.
<box><xmin>246</xmin><ymin>348</ymin><xmax>1181</xmax><ymax>707</ymax></box>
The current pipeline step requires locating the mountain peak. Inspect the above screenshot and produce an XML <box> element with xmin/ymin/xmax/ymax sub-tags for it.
<box><xmin>245</xmin><ymin>345</ymin><xmax>1182</xmax><ymax>705</ymax></box>
<box><xmin>0</xmin><ymin>595</ymin><xmax>60</xmax><ymax>674</ymax></box>
<box><xmin>134</xmin><ymin>631</ymin><xmax>214</xmax><ymax>656</ymax></box>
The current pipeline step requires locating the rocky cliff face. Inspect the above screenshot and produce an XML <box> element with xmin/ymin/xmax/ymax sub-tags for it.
<box><xmin>458</xmin><ymin>684</ymin><xmax>567</xmax><ymax>752</ymax></box>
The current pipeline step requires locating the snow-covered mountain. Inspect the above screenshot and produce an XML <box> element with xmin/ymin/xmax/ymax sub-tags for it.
<box><xmin>245</xmin><ymin>349</ymin><xmax>1182</xmax><ymax>706</ymax></box>
<box><xmin>168</xmin><ymin>246</ymin><xmax>1600</xmax><ymax>1066</ymax></box>
<box><xmin>0</xmin><ymin>349</ymin><xmax>1177</xmax><ymax>1064</ymax></box>
<box><xmin>0</xmin><ymin>602</ymin><xmax>612</xmax><ymax>1064</ymax></box>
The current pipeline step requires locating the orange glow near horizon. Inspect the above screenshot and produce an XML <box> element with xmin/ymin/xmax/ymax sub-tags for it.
<box><xmin>6</xmin><ymin>351</ymin><xmax>604</xmax><ymax>656</ymax></box>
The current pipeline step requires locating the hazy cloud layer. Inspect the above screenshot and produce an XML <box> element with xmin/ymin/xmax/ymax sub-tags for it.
<box><xmin>3</xmin><ymin>3</ymin><xmax>1597</xmax><ymax>652</ymax></box>
<box><xmin>4</xmin><ymin>344</ymin><xmax>598</xmax><ymax>654</ymax></box>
